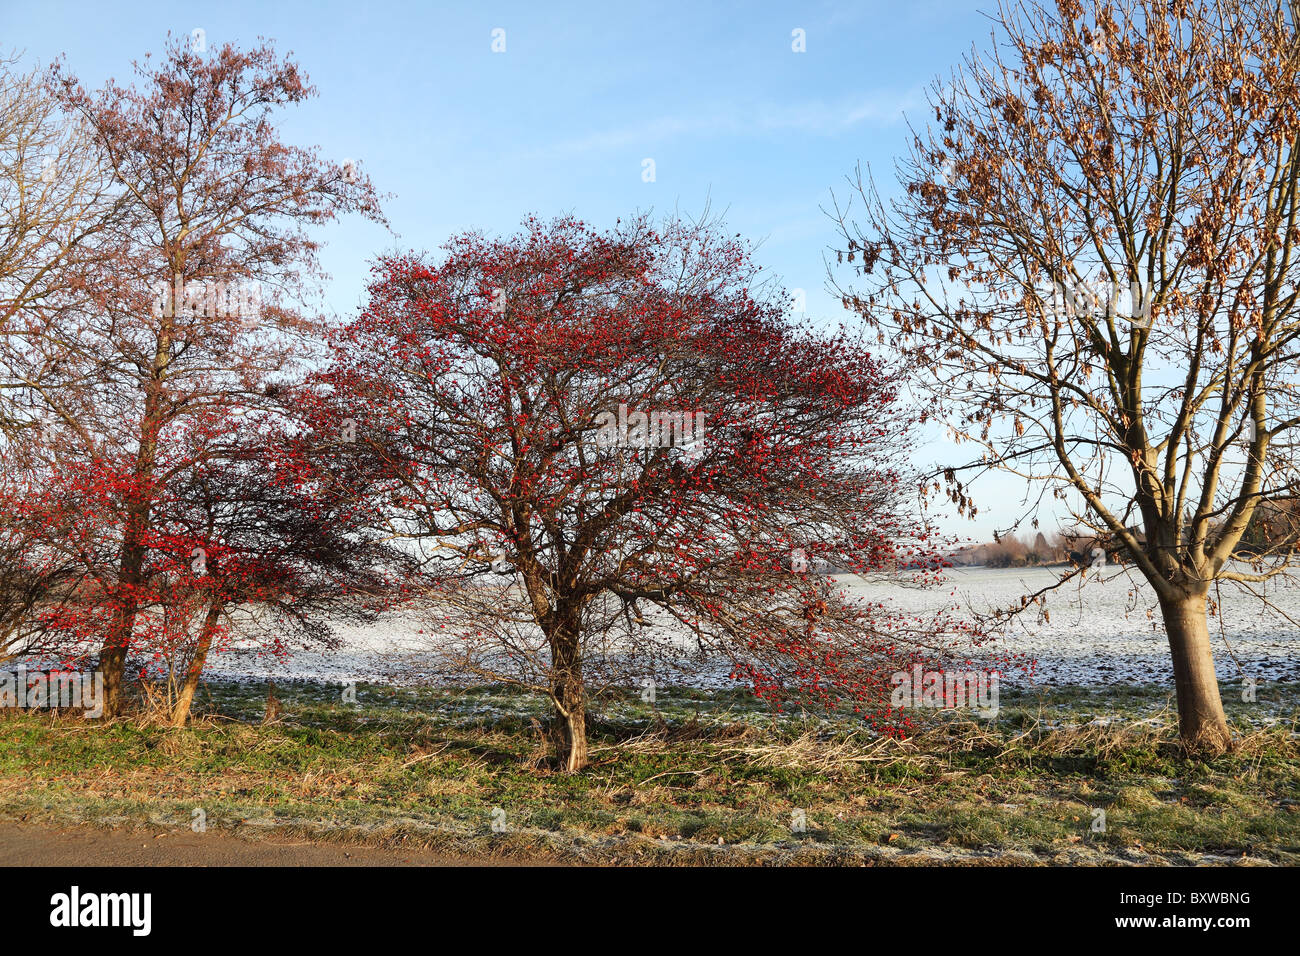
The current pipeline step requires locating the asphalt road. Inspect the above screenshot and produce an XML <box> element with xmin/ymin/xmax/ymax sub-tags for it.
<box><xmin>0</xmin><ymin>821</ymin><xmax>522</xmax><ymax>866</ymax></box>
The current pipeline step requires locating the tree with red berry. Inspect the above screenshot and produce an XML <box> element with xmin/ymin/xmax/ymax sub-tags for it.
<box><xmin>37</xmin><ymin>37</ymin><xmax>385</xmax><ymax>714</ymax></box>
<box><xmin>148</xmin><ymin>401</ymin><xmax>418</xmax><ymax>726</ymax></box>
<box><xmin>318</xmin><ymin>214</ymin><xmax>968</xmax><ymax>772</ymax></box>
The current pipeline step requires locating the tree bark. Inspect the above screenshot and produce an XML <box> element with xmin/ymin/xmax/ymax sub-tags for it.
<box><xmin>99</xmin><ymin>301</ymin><xmax>173</xmax><ymax>717</ymax></box>
<box><xmin>97</xmin><ymin>642</ymin><xmax>128</xmax><ymax>720</ymax></box>
<box><xmin>548</xmin><ymin>621</ymin><xmax>588</xmax><ymax>772</ymax></box>
<box><xmin>99</xmin><ymin>513</ymin><xmax>147</xmax><ymax>717</ymax></box>
<box><xmin>1158</xmin><ymin>589</ymin><xmax>1233</xmax><ymax>755</ymax></box>
<box><xmin>171</xmin><ymin>600</ymin><xmax>223</xmax><ymax>727</ymax></box>
<box><xmin>97</xmin><ymin>441</ymin><xmax>155</xmax><ymax>717</ymax></box>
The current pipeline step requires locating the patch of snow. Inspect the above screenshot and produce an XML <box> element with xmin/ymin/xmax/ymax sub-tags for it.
<box><xmin>182</xmin><ymin>567</ymin><xmax>1300</xmax><ymax>691</ymax></box>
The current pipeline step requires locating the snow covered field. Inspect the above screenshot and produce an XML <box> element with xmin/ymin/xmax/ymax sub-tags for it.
<box><xmin>202</xmin><ymin>566</ymin><xmax>1300</xmax><ymax>691</ymax></box>
<box><xmin>854</xmin><ymin>566</ymin><xmax>1300</xmax><ymax>686</ymax></box>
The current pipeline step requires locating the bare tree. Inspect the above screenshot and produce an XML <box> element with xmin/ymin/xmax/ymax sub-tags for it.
<box><xmin>833</xmin><ymin>0</ymin><xmax>1300</xmax><ymax>753</ymax></box>
<box><xmin>0</xmin><ymin>54</ymin><xmax>122</xmax><ymax>659</ymax></box>
<box><xmin>0</xmin><ymin>53</ymin><xmax>120</xmax><ymax>438</ymax></box>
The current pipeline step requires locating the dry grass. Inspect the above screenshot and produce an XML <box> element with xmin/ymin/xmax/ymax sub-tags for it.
<box><xmin>0</xmin><ymin>679</ymin><xmax>1295</xmax><ymax>865</ymax></box>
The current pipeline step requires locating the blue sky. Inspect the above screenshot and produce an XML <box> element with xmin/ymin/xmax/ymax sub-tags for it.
<box><xmin>2</xmin><ymin>0</ymin><xmax>1033</xmax><ymax>542</ymax></box>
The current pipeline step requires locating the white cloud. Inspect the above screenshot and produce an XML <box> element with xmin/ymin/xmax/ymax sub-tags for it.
<box><xmin>527</xmin><ymin>88</ymin><xmax>923</xmax><ymax>159</ymax></box>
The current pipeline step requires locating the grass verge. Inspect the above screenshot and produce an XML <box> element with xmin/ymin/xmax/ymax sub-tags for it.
<box><xmin>0</xmin><ymin>679</ymin><xmax>1296</xmax><ymax>865</ymax></box>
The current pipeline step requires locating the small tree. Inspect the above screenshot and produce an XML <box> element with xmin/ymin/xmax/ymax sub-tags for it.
<box><xmin>155</xmin><ymin>406</ymin><xmax>414</xmax><ymax>726</ymax></box>
<box><xmin>14</xmin><ymin>399</ymin><xmax>410</xmax><ymax>724</ymax></box>
<box><xmin>833</xmin><ymin>0</ymin><xmax>1300</xmax><ymax>752</ymax></box>
<box><xmin>320</xmin><ymin>215</ymin><xmax>964</xmax><ymax>771</ymax></box>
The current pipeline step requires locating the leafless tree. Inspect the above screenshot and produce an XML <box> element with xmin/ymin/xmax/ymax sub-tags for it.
<box><xmin>0</xmin><ymin>53</ymin><xmax>121</xmax><ymax>439</ymax></box>
<box><xmin>833</xmin><ymin>0</ymin><xmax>1300</xmax><ymax>753</ymax></box>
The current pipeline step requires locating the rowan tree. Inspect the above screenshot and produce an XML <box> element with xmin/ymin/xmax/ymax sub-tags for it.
<box><xmin>832</xmin><ymin>0</ymin><xmax>1300</xmax><ymax>752</ymax></box>
<box><xmin>318</xmin><ymin>215</ymin><xmax>969</xmax><ymax>772</ymax></box>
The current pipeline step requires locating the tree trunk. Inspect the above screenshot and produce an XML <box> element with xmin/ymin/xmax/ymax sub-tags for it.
<box><xmin>549</xmin><ymin>621</ymin><xmax>588</xmax><ymax>772</ymax></box>
<box><xmin>552</xmin><ymin>687</ymin><xmax>588</xmax><ymax>772</ymax></box>
<box><xmin>171</xmin><ymin>600</ymin><xmax>223</xmax><ymax>727</ymax></box>
<box><xmin>98</xmin><ymin>642</ymin><xmax>128</xmax><ymax>720</ymax></box>
<box><xmin>100</xmin><ymin>312</ymin><xmax>172</xmax><ymax>717</ymax></box>
<box><xmin>98</xmin><ymin>464</ymin><xmax>152</xmax><ymax>717</ymax></box>
<box><xmin>99</xmin><ymin>540</ymin><xmax>144</xmax><ymax>718</ymax></box>
<box><xmin>1158</xmin><ymin>590</ymin><xmax>1233</xmax><ymax>755</ymax></box>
